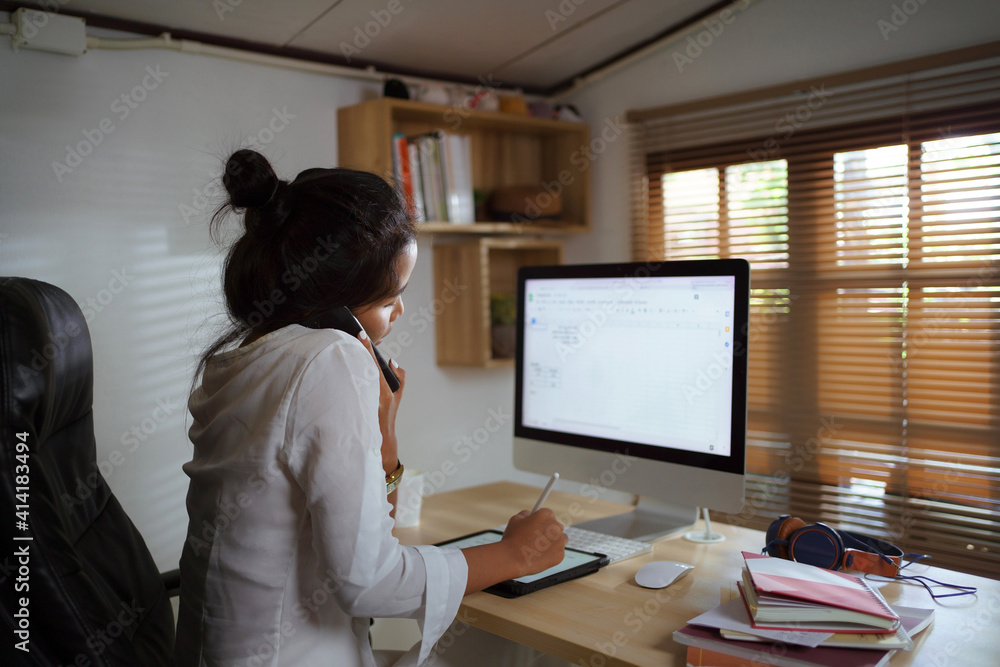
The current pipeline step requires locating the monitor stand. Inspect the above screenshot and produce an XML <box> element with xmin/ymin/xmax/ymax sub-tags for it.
<box><xmin>570</xmin><ymin>496</ymin><xmax>698</xmax><ymax>543</ymax></box>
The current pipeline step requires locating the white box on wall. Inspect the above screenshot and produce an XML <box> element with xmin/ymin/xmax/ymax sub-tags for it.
<box><xmin>11</xmin><ymin>8</ymin><xmax>87</xmax><ymax>56</ymax></box>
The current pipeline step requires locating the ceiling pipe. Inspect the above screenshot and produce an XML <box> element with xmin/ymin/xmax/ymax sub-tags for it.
<box><xmin>550</xmin><ymin>0</ymin><xmax>756</xmax><ymax>101</ymax></box>
<box><xmin>0</xmin><ymin>13</ymin><xmax>501</xmax><ymax>95</ymax></box>
<box><xmin>82</xmin><ymin>32</ymin><xmax>385</xmax><ymax>84</ymax></box>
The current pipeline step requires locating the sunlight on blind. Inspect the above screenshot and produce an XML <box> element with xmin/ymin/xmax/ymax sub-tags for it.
<box><xmin>634</xmin><ymin>54</ymin><xmax>1000</xmax><ymax>576</ymax></box>
<box><xmin>920</xmin><ymin>131</ymin><xmax>1000</xmax><ymax>264</ymax></box>
<box><xmin>662</xmin><ymin>167</ymin><xmax>719</xmax><ymax>258</ymax></box>
<box><xmin>662</xmin><ymin>161</ymin><xmax>789</xmax><ymax>269</ymax></box>
<box><xmin>747</xmin><ymin>288</ymin><xmax>791</xmax><ymax>412</ymax></box>
<box><xmin>818</xmin><ymin>287</ymin><xmax>905</xmax><ymax>420</ymax></box>
<box><xmin>726</xmin><ymin>161</ymin><xmax>789</xmax><ymax>269</ymax></box>
<box><xmin>834</xmin><ymin>146</ymin><xmax>909</xmax><ymax>268</ymax></box>
<box><xmin>907</xmin><ymin>285</ymin><xmax>1000</xmax><ymax>429</ymax></box>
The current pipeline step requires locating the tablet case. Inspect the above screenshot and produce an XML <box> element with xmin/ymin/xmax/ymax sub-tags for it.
<box><xmin>436</xmin><ymin>529</ymin><xmax>609</xmax><ymax>598</ymax></box>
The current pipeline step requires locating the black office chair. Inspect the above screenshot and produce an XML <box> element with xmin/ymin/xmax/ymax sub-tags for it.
<box><xmin>0</xmin><ymin>277</ymin><xmax>179</xmax><ymax>666</ymax></box>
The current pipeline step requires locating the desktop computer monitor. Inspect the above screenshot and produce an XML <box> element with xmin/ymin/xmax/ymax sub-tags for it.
<box><xmin>513</xmin><ymin>259</ymin><xmax>749</xmax><ymax>542</ymax></box>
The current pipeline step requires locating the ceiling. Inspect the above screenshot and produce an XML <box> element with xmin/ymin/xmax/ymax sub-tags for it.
<box><xmin>2</xmin><ymin>0</ymin><xmax>730</xmax><ymax>95</ymax></box>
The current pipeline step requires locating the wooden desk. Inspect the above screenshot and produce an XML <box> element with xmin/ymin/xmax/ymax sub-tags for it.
<box><xmin>395</xmin><ymin>481</ymin><xmax>1000</xmax><ymax>667</ymax></box>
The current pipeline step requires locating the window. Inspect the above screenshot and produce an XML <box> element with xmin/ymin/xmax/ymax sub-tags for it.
<box><xmin>629</xmin><ymin>50</ymin><xmax>1000</xmax><ymax>578</ymax></box>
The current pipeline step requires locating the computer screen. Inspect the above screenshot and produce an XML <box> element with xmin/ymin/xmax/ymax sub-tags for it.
<box><xmin>513</xmin><ymin>259</ymin><xmax>749</xmax><ymax>541</ymax></box>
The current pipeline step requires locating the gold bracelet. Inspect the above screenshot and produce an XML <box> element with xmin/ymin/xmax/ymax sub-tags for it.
<box><xmin>385</xmin><ymin>461</ymin><xmax>404</xmax><ymax>495</ymax></box>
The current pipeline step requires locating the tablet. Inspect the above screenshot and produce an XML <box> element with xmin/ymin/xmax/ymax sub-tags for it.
<box><xmin>436</xmin><ymin>529</ymin><xmax>609</xmax><ymax>598</ymax></box>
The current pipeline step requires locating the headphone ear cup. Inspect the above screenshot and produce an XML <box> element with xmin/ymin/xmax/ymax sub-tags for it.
<box><xmin>788</xmin><ymin>523</ymin><xmax>844</xmax><ymax>570</ymax></box>
<box><xmin>766</xmin><ymin>515</ymin><xmax>805</xmax><ymax>559</ymax></box>
<box><xmin>764</xmin><ymin>515</ymin><xmax>787</xmax><ymax>556</ymax></box>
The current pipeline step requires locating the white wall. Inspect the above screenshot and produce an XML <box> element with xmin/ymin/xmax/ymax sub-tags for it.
<box><xmin>0</xmin><ymin>21</ymin><xmax>549</xmax><ymax>573</ymax></box>
<box><xmin>2</xmin><ymin>0</ymin><xmax>997</xmax><ymax>573</ymax></box>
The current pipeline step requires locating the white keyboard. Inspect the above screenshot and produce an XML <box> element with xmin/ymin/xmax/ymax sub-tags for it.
<box><xmin>564</xmin><ymin>525</ymin><xmax>653</xmax><ymax>564</ymax></box>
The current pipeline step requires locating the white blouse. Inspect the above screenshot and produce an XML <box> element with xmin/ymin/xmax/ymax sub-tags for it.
<box><xmin>173</xmin><ymin>325</ymin><xmax>467</xmax><ymax>667</ymax></box>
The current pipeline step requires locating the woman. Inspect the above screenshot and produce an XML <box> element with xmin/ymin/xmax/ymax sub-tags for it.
<box><xmin>173</xmin><ymin>149</ymin><xmax>566</xmax><ymax>666</ymax></box>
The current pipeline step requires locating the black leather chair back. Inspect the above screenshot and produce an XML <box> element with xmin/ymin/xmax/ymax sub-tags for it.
<box><xmin>1</xmin><ymin>277</ymin><xmax>174</xmax><ymax>666</ymax></box>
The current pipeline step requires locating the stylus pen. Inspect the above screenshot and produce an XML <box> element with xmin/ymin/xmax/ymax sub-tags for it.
<box><xmin>531</xmin><ymin>473</ymin><xmax>559</xmax><ymax>514</ymax></box>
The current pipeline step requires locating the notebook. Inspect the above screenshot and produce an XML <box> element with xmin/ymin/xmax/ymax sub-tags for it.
<box><xmin>740</xmin><ymin>551</ymin><xmax>898</xmax><ymax>632</ymax></box>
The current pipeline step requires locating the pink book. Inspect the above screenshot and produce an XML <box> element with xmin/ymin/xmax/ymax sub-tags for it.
<box><xmin>742</xmin><ymin>552</ymin><xmax>898</xmax><ymax>625</ymax></box>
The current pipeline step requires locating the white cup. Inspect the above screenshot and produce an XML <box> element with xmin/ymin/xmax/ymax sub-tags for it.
<box><xmin>394</xmin><ymin>470</ymin><xmax>425</xmax><ymax>528</ymax></box>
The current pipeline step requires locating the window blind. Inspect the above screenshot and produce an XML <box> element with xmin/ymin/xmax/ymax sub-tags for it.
<box><xmin>627</xmin><ymin>43</ymin><xmax>1000</xmax><ymax>579</ymax></box>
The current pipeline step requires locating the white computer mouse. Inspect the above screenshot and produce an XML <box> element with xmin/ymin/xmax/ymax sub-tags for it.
<box><xmin>634</xmin><ymin>561</ymin><xmax>695</xmax><ymax>589</ymax></box>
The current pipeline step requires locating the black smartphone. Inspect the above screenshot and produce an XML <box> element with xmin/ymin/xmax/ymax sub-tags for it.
<box><xmin>301</xmin><ymin>306</ymin><xmax>401</xmax><ymax>392</ymax></box>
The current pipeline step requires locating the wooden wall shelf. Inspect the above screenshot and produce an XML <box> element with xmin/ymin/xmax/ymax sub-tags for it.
<box><xmin>338</xmin><ymin>98</ymin><xmax>591</xmax><ymax>235</ymax></box>
<box><xmin>433</xmin><ymin>238</ymin><xmax>563</xmax><ymax>368</ymax></box>
<box><xmin>338</xmin><ymin>98</ymin><xmax>586</xmax><ymax>366</ymax></box>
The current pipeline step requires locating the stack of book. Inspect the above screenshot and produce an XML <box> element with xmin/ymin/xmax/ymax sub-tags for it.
<box><xmin>674</xmin><ymin>552</ymin><xmax>934</xmax><ymax>667</ymax></box>
<box><xmin>392</xmin><ymin>131</ymin><xmax>474</xmax><ymax>224</ymax></box>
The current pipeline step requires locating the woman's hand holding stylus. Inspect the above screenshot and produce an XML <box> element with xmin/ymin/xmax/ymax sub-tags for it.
<box><xmin>461</xmin><ymin>509</ymin><xmax>567</xmax><ymax>595</ymax></box>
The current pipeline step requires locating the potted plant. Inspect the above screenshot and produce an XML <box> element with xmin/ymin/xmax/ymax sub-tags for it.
<box><xmin>490</xmin><ymin>292</ymin><xmax>517</xmax><ymax>359</ymax></box>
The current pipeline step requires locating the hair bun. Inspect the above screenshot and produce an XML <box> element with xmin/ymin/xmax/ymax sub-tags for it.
<box><xmin>222</xmin><ymin>149</ymin><xmax>280</xmax><ymax>209</ymax></box>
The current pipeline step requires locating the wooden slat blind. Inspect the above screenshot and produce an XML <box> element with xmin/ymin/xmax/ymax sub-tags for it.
<box><xmin>628</xmin><ymin>46</ymin><xmax>1000</xmax><ymax>578</ymax></box>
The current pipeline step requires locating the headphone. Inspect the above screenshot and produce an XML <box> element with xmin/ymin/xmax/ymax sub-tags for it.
<box><xmin>764</xmin><ymin>515</ymin><xmax>904</xmax><ymax>577</ymax></box>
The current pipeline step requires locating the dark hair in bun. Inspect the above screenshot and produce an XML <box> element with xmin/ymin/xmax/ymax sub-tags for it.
<box><xmin>216</xmin><ymin>149</ymin><xmax>293</xmax><ymax>238</ymax></box>
<box><xmin>197</xmin><ymin>149</ymin><xmax>416</xmax><ymax>374</ymax></box>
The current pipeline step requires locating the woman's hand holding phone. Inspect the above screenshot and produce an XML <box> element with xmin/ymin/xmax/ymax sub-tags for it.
<box><xmin>356</xmin><ymin>329</ymin><xmax>405</xmax><ymax>479</ymax></box>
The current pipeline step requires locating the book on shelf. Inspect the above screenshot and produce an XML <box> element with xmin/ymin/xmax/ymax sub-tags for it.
<box><xmin>392</xmin><ymin>130</ymin><xmax>474</xmax><ymax>224</ymax></box>
<box><xmin>392</xmin><ymin>133</ymin><xmax>417</xmax><ymax>219</ymax></box>
<box><xmin>406</xmin><ymin>141</ymin><xmax>425</xmax><ymax>222</ymax></box>
<box><xmin>740</xmin><ymin>551</ymin><xmax>899</xmax><ymax>633</ymax></box>
<box><xmin>439</xmin><ymin>132</ymin><xmax>475</xmax><ymax>224</ymax></box>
